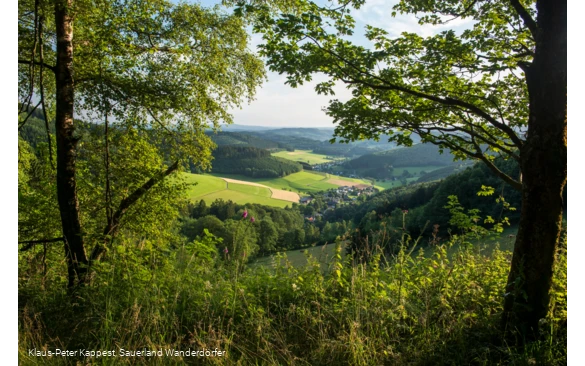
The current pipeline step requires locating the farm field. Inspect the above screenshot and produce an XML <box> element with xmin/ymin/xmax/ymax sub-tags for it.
<box><xmin>184</xmin><ymin>170</ymin><xmax>379</xmax><ymax>208</ymax></box>
<box><xmin>272</xmin><ymin>150</ymin><xmax>342</xmax><ymax>164</ymax></box>
<box><xmin>208</xmin><ymin>171</ymin><xmax>375</xmax><ymax>194</ymax></box>
<box><xmin>183</xmin><ymin>173</ymin><xmax>295</xmax><ymax>208</ymax></box>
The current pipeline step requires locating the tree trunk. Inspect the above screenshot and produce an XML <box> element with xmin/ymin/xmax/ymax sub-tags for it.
<box><xmin>502</xmin><ymin>0</ymin><xmax>566</xmax><ymax>336</ymax></box>
<box><xmin>54</xmin><ymin>0</ymin><xmax>88</xmax><ymax>288</ymax></box>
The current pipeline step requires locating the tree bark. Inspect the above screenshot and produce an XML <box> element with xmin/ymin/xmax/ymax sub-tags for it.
<box><xmin>54</xmin><ymin>0</ymin><xmax>88</xmax><ymax>288</ymax></box>
<box><xmin>502</xmin><ymin>0</ymin><xmax>566</xmax><ymax>336</ymax></box>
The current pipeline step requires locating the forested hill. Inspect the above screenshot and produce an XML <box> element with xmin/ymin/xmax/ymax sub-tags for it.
<box><xmin>325</xmin><ymin>158</ymin><xmax>524</xmax><ymax>240</ymax></box>
<box><xmin>207</xmin><ymin>131</ymin><xmax>291</xmax><ymax>150</ymax></box>
<box><xmin>343</xmin><ymin>143</ymin><xmax>457</xmax><ymax>178</ymax></box>
<box><xmin>255</xmin><ymin>128</ymin><xmax>335</xmax><ymax>141</ymax></box>
<box><xmin>209</xmin><ymin>146</ymin><xmax>302</xmax><ymax>178</ymax></box>
<box><xmin>324</xmin><ymin>156</ymin><xmax>560</xmax><ymax>248</ymax></box>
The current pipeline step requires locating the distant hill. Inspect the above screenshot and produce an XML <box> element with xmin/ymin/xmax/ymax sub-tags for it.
<box><xmin>246</xmin><ymin>132</ymin><xmax>323</xmax><ymax>150</ymax></box>
<box><xmin>257</xmin><ymin>128</ymin><xmax>335</xmax><ymax>141</ymax></box>
<box><xmin>212</xmin><ymin>126</ymin><xmax>425</xmax><ymax>159</ymax></box>
<box><xmin>206</xmin><ymin>131</ymin><xmax>290</xmax><ymax>150</ymax></box>
<box><xmin>344</xmin><ymin>144</ymin><xmax>457</xmax><ymax>178</ymax></box>
<box><xmin>217</xmin><ymin>124</ymin><xmax>276</xmax><ymax>132</ymax></box>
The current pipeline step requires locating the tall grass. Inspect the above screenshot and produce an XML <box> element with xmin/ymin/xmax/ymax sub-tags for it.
<box><xmin>18</xmin><ymin>230</ymin><xmax>566</xmax><ymax>365</ymax></box>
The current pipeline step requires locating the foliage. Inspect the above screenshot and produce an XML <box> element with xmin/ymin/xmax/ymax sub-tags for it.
<box><xmin>18</xmin><ymin>223</ymin><xmax>567</xmax><ymax>365</ymax></box>
<box><xmin>208</xmin><ymin>130</ymin><xmax>292</xmax><ymax>150</ymax></box>
<box><xmin>18</xmin><ymin>137</ymin><xmax>61</xmax><ymax>243</ymax></box>
<box><xmin>18</xmin><ymin>0</ymin><xmax>266</xmax><ymax>280</ymax></box>
<box><xmin>210</xmin><ymin>146</ymin><xmax>303</xmax><ymax>178</ymax></box>
<box><xmin>231</xmin><ymin>0</ymin><xmax>537</xmax><ymax>193</ymax></box>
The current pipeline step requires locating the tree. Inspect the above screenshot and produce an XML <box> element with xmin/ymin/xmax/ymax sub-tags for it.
<box><xmin>239</xmin><ymin>0</ymin><xmax>566</xmax><ymax>334</ymax></box>
<box><xmin>258</xmin><ymin>217</ymin><xmax>279</xmax><ymax>254</ymax></box>
<box><xmin>182</xmin><ymin>215</ymin><xmax>226</xmax><ymax>242</ymax></box>
<box><xmin>18</xmin><ymin>0</ymin><xmax>265</xmax><ymax>287</ymax></box>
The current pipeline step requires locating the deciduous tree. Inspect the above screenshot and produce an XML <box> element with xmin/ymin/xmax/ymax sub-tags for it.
<box><xmin>238</xmin><ymin>0</ymin><xmax>566</xmax><ymax>335</ymax></box>
<box><xmin>18</xmin><ymin>0</ymin><xmax>265</xmax><ymax>286</ymax></box>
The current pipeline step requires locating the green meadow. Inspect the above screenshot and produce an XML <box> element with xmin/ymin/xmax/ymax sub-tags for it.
<box><xmin>183</xmin><ymin>173</ymin><xmax>293</xmax><ymax>208</ymax></box>
<box><xmin>208</xmin><ymin>171</ymin><xmax>373</xmax><ymax>194</ymax></box>
<box><xmin>272</xmin><ymin>149</ymin><xmax>342</xmax><ymax>164</ymax></box>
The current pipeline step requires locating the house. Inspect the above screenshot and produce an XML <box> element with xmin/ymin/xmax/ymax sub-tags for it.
<box><xmin>327</xmin><ymin>198</ymin><xmax>340</xmax><ymax>208</ymax></box>
<box><xmin>300</xmin><ymin>197</ymin><xmax>313</xmax><ymax>204</ymax></box>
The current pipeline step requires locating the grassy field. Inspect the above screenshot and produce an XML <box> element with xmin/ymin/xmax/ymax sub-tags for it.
<box><xmin>251</xmin><ymin>242</ymin><xmax>347</xmax><ymax>271</ymax></box>
<box><xmin>228</xmin><ymin>182</ymin><xmax>272</xmax><ymax>197</ymax></box>
<box><xmin>373</xmin><ymin>177</ymin><xmax>423</xmax><ymax>190</ymax></box>
<box><xmin>252</xmin><ymin>225</ymin><xmax>521</xmax><ymax>271</ymax></box>
<box><xmin>272</xmin><ymin>150</ymin><xmax>342</xmax><ymax>164</ymax></box>
<box><xmin>183</xmin><ymin>173</ymin><xmax>292</xmax><ymax>208</ymax></box>
<box><xmin>208</xmin><ymin>171</ymin><xmax>374</xmax><ymax>194</ymax></box>
<box><xmin>199</xmin><ymin>188</ymin><xmax>291</xmax><ymax>207</ymax></box>
<box><xmin>182</xmin><ymin>173</ymin><xmax>227</xmax><ymax>196</ymax></box>
<box><xmin>184</xmin><ymin>170</ymin><xmax>379</xmax><ymax>207</ymax></box>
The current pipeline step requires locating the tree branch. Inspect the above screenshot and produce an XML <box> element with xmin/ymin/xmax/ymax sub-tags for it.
<box><xmin>471</xmin><ymin>138</ymin><xmax>522</xmax><ymax>190</ymax></box>
<box><xmin>18</xmin><ymin>100</ymin><xmax>42</xmax><ymax>130</ymax></box>
<box><xmin>38</xmin><ymin>15</ymin><xmax>55</xmax><ymax>169</ymax></box>
<box><xmin>18</xmin><ymin>59</ymin><xmax>56</xmax><ymax>72</ymax></box>
<box><xmin>313</xmin><ymin>36</ymin><xmax>524</xmax><ymax>149</ymax></box>
<box><xmin>19</xmin><ymin>237</ymin><xmax>64</xmax><ymax>251</ymax></box>
<box><xmin>414</xmin><ymin>127</ymin><xmax>522</xmax><ymax>191</ymax></box>
<box><xmin>509</xmin><ymin>0</ymin><xmax>537</xmax><ymax>38</ymax></box>
<box><xmin>21</xmin><ymin>0</ymin><xmax>40</xmax><ymax>115</ymax></box>
<box><xmin>339</xmin><ymin>73</ymin><xmax>523</xmax><ymax>148</ymax></box>
<box><xmin>443</xmin><ymin>0</ymin><xmax>479</xmax><ymax>22</ymax></box>
<box><xmin>89</xmin><ymin>160</ymin><xmax>180</xmax><ymax>262</ymax></box>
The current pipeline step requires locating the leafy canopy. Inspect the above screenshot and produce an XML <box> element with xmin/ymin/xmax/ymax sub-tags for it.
<box><xmin>18</xmin><ymin>0</ymin><xmax>265</xmax><ymax>249</ymax></box>
<box><xmin>233</xmin><ymin>0</ymin><xmax>534</xmax><ymax>190</ymax></box>
<box><xmin>19</xmin><ymin>0</ymin><xmax>266</xmax><ymax>169</ymax></box>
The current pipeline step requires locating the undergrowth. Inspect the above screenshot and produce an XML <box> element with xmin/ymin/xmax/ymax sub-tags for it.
<box><xmin>18</xmin><ymin>230</ymin><xmax>567</xmax><ymax>365</ymax></box>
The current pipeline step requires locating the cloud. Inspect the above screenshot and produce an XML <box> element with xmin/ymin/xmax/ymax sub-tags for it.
<box><xmin>230</xmin><ymin>0</ymin><xmax>475</xmax><ymax>128</ymax></box>
<box><xmin>230</xmin><ymin>72</ymin><xmax>353</xmax><ymax>127</ymax></box>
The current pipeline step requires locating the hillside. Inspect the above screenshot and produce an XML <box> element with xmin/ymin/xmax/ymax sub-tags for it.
<box><xmin>210</xmin><ymin>146</ymin><xmax>303</xmax><ymax>178</ymax></box>
<box><xmin>246</xmin><ymin>131</ymin><xmax>323</xmax><ymax>150</ymax></box>
<box><xmin>257</xmin><ymin>128</ymin><xmax>335</xmax><ymax>141</ymax></box>
<box><xmin>207</xmin><ymin>131</ymin><xmax>290</xmax><ymax>150</ymax></box>
<box><xmin>343</xmin><ymin>143</ymin><xmax>458</xmax><ymax>179</ymax></box>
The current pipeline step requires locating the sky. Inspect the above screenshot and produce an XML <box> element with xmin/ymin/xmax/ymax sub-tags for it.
<box><xmin>197</xmin><ymin>0</ymin><xmax>474</xmax><ymax>128</ymax></box>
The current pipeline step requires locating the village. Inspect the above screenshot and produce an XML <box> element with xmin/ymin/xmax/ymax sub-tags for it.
<box><xmin>299</xmin><ymin>185</ymin><xmax>379</xmax><ymax>223</ymax></box>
